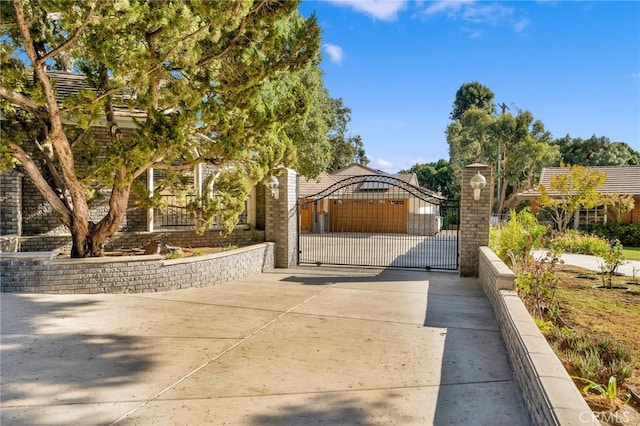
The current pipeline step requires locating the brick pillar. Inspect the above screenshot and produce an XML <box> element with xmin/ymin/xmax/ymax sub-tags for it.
<box><xmin>265</xmin><ymin>169</ymin><xmax>298</xmax><ymax>268</ymax></box>
<box><xmin>459</xmin><ymin>164</ymin><xmax>492</xmax><ymax>277</ymax></box>
<box><xmin>0</xmin><ymin>170</ymin><xmax>23</xmax><ymax>236</ymax></box>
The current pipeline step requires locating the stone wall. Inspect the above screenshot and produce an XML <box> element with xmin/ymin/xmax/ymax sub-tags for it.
<box><xmin>16</xmin><ymin>228</ymin><xmax>264</xmax><ymax>252</ymax></box>
<box><xmin>0</xmin><ymin>170</ymin><xmax>22</xmax><ymax>236</ymax></box>
<box><xmin>478</xmin><ymin>247</ymin><xmax>599</xmax><ymax>426</ymax></box>
<box><xmin>1</xmin><ymin>242</ymin><xmax>274</xmax><ymax>294</ymax></box>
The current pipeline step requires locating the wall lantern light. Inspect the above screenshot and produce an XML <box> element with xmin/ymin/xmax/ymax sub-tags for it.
<box><xmin>470</xmin><ymin>171</ymin><xmax>487</xmax><ymax>201</ymax></box>
<box><xmin>265</xmin><ymin>175</ymin><xmax>279</xmax><ymax>199</ymax></box>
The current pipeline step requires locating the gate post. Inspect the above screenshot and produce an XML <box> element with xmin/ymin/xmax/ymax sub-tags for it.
<box><xmin>265</xmin><ymin>169</ymin><xmax>298</xmax><ymax>268</ymax></box>
<box><xmin>459</xmin><ymin>164</ymin><xmax>492</xmax><ymax>277</ymax></box>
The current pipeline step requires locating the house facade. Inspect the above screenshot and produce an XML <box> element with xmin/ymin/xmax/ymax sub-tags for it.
<box><xmin>517</xmin><ymin>166</ymin><xmax>640</xmax><ymax>227</ymax></box>
<box><xmin>0</xmin><ymin>72</ymin><xmax>258</xmax><ymax>240</ymax></box>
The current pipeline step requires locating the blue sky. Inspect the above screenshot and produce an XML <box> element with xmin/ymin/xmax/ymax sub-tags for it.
<box><xmin>298</xmin><ymin>0</ymin><xmax>640</xmax><ymax>173</ymax></box>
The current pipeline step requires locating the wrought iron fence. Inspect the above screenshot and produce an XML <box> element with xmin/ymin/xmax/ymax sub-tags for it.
<box><xmin>153</xmin><ymin>194</ymin><xmax>248</xmax><ymax>230</ymax></box>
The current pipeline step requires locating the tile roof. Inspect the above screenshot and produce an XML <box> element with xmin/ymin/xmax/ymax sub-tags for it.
<box><xmin>518</xmin><ymin>166</ymin><xmax>640</xmax><ymax>198</ymax></box>
<box><xmin>298</xmin><ymin>172</ymin><xmax>339</xmax><ymax>197</ymax></box>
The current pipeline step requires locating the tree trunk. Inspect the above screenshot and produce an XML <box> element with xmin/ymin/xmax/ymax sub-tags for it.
<box><xmin>69</xmin><ymin>173</ymin><xmax>132</xmax><ymax>258</ymax></box>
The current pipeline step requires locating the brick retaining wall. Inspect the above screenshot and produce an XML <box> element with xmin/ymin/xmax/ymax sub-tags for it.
<box><xmin>1</xmin><ymin>242</ymin><xmax>274</xmax><ymax>294</ymax></box>
<box><xmin>478</xmin><ymin>246</ymin><xmax>599</xmax><ymax>426</ymax></box>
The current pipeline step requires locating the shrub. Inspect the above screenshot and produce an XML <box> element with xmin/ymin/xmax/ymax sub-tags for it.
<box><xmin>515</xmin><ymin>251</ymin><xmax>561</xmax><ymax>320</ymax></box>
<box><xmin>598</xmin><ymin>239</ymin><xmax>626</xmax><ymax>288</ymax></box>
<box><xmin>490</xmin><ymin>208</ymin><xmax>548</xmax><ymax>267</ymax></box>
<box><xmin>581</xmin><ymin>222</ymin><xmax>640</xmax><ymax>247</ymax></box>
<box><xmin>549</xmin><ymin>230</ymin><xmax>610</xmax><ymax>256</ymax></box>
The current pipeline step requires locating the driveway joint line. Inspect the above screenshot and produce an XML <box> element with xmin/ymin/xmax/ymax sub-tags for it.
<box><xmin>108</xmin><ymin>283</ymin><xmax>338</xmax><ymax>425</ymax></box>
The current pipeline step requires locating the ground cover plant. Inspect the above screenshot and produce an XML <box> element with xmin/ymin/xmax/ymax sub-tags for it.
<box><xmin>490</xmin><ymin>218</ymin><xmax>640</xmax><ymax>422</ymax></box>
<box><xmin>550</xmin><ymin>263</ymin><xmax>640</xmax><ymax>422</ymax></box>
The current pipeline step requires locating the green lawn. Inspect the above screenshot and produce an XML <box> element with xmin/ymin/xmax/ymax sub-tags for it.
<box><xmin>623</xmin><ymin>247</ymin><xmax>640</xmax><ymax>261</ymax></box>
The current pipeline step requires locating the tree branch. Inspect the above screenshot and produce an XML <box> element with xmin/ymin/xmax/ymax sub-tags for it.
<box><xmin>6</xmin><ymin>141</ymin><xmax>72</xmax><ymax>227</ymax></box>
<box><xmin>0</xmin><ymin>86</ymin><xmax>49</xmax><ymax>119</ymax></box>
<box><xmin>13</xmin><ymin>0</ymin><xmax>62</xmax><ymax>131</ymax></box>
<box><xmin>37</xmin><ymin>4</ymin><xmax>96</xmax><ymax>65</ymax></box>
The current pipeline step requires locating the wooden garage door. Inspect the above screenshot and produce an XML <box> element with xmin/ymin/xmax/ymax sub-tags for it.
<box><xmin>329</xmin><ymin>198</ymin><xmax>408</xmax><ymax>233</ymax></box>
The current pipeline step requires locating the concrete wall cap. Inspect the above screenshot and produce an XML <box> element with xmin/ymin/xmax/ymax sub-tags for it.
<box><xmin>161</xmin><ymin>242</ymin><xmax>272</xmax><ymax>266</ymax></box>
<box><xmin>0</xmin><ymin>250</ymin><xmax>57</xmax><ymax>260</ymax></box>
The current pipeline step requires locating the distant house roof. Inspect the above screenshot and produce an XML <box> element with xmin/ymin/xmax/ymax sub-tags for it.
<box><xmin>28</xmin><ymin>71</ymin><xmax>147</xmax><ymax>125</ymax></box>
<box><xmin>331</xmin><ymin>163</ymin><xmax>384</xmax><ymax>177</ymax></box>
<box><xmin>518</xmin><ymin>166</ymin><xmax>640</xmax><ymax>199</ymax></box>
<box><xmin>298</xmin><ymin>172</ymin><xmax>339</xmax><ymax>197</ymax></box>
<box><xmin>298</xmin><ymin>163</ymin><xmax>444</xmax><ymax>200</ymax></box>
<box><xmin>330</xmin><ymin>163</ymin><xmax>418</xmax><ymax>186</ymax></box>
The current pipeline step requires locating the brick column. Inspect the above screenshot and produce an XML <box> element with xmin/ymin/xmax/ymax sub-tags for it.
<box><xmin>265</xmin><ymin>169</ymin><xmax>298</xmax><ymax>268</ymax></box>
<box><xmin>0</xmin><ymin>170</ymin><xmax>23</xmax><ymax>236</ymax></box>
<box><xmin>459</xmin><ymin>164</ymin><xmax>492</xmax><ymax>277</ymax></box>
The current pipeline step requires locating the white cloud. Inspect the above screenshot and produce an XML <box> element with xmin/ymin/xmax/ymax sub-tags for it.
<box><xmin>323</xmin><ymin>43</ymin><xmax>345</xmax><ymax>64</ymax></box>
<box><xmin>328</xmin><ymin>0</ymin><xmax>408</xmax><ymax>21</ymax></box>
<box><xmin>374</xmin><ymin>158</ymin><xmax>394</xmax><ymax>169</ymax></box>
<box><xmin>513</xmin><ymin>18</ymin><xmax>530</xmax><ymax>33</ymax></box>
<box><xmin>632</xmin><ymin>72</ymin><xmax>640</xmax><ymax>79</ymax></box>
<box><xmin>423</xmin><ymin>0</ymin><xmax>475</xmax><ymax>17</ymax></box>
<box><xmin>420</xmin><ymin>0</ymin><xmax>529</xmax><ymax>34</ymax></box>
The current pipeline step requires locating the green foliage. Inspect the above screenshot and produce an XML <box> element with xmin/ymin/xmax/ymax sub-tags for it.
<box><xmin>537</xmin><ymin>165</ymin><xmax>607</xmax><ymax>233</ymax></box>
<box><xmin>490</xmin><ymin>208</ymin><xmax>548</xmax><ymax>268</ymax></box>
<box><xmin>323</xmin><ymin>98</ymin><xmax>369</xmax><ymax>172</ymax></box>
<box><xmin>514</xmin><ymin>251</ymin><xmax>561</xmax><ymax>320</ymax></box>
<box><xmin>572</xmin><ymin>376</ymin><xmax>631</xmax><ymax>409</ymax></box>
<box><xmin>603</xmin><ymin>193</ymin><xmax>635</xmax><ymax>224</ymax></box>
<box><xmin>442</xmin><ymin>210</ymin><xmax>459</xmax><ymax>230</ymax></box>
<box><xmin>552</xmin><ymin>134</ymin><xmax>640</xmax><ymax>166</ymax></box>
<box><xmin>598</xmin><ymin>239</ymin><xmax>626</xmax><ymax>289</ymax></box>
<box><xmin>0</xmin><ymin>1</ymin><xmax>336</xmax><ymax>256</ymax></box>
<box><xmin>549</xmin><ymin>230</ymin><xmax>610</xmax><ymax>256</ymax></box>
<box><xmin>447</xmin><ymin>103</ymin><xmax>559</xmax><ymax>214</ymax></box>
<box><xmin>581</xmin><ymin>222</ymin><xmax>640</xmax><ymax>248</ymax></box>
<box><xmin>450</xmin><ymin>81</ymin><xmax>495</xmax><ymax>121</ymax></box>
<box><xmin>549</xmin><ymin>330</ymin><xmax>635</xmax><ymax>386</ymax></box>
<box><xmin>399</xmin><ymin>159</ymin><xmax>457</xmax><ymax>199</ymax></box>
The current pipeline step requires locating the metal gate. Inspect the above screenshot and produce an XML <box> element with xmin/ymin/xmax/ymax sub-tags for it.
<box><xmin>297</xmin><ymin>175</ymin><xmax>459</xmax><ymax>270</ymax></box>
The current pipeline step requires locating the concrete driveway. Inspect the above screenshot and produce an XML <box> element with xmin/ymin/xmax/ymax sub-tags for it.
<box><xmin>1</xmin><ymin>268</ymin><xmax>528</xmax><ymax>425</ymax></box>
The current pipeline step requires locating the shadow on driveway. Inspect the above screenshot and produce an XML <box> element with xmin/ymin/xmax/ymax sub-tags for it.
<box><xmin>1</xmin><ymin>296</ymin><xmax>155</xmax><ymax>425</ymax></box>
<box><xmin>424</xmin><ymin>276</ymin><xmax>529</xmax><ymax>425</ymax></box>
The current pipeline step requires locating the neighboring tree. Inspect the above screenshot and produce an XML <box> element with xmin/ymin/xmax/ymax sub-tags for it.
<box><xmin>399</xmin><ymin>159</ymin><xmax>457</xmax><ymax>199</ymax></box>
<box><xmin>603</xmin><ymin>193</ymin><xmax>635</xmax><ymax>224</ymax></box>
<box><xmin>325</xmin><ymin>98</ymin><xmax>369</xmax><ymax>172</ymax></box>
<box><xmin>552</xmin><ymin>134</ymin><xmax>640</xmax><ymax>166</ymax></box>
<box><xmin>491</xmin><ymin>110</ymin><xmax>559</xmax><ymax>214</ymax></box>
<box><xmin>447</xmin><ymin>107</ymin><xmax>558</xmax><ymax>213</ymax></box>
<box><xmin>536</xmin><ymin>165</ymin><xmax>607</xmax><ymax>233</ymax></box>
<box><xmin>0</xmin><ymin>0</ymin><xmax>321</xmax><ymax>257</ymax></box>
<box><xmin>446</xmin><ymin>107</ymin><xmax>494</xmax><ymax>177</ymax></box>
<box><xmin>449</xmin><ymin>81</ymin><xmax>496</xmax><ymax>121</ymax></box>
<box><xmin>265</xmin><ymin>60</ymin><xmax>332</xmax><ymax>179</ymax></box>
